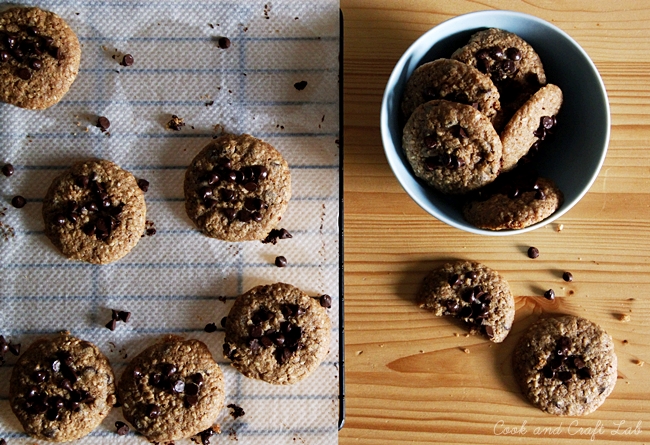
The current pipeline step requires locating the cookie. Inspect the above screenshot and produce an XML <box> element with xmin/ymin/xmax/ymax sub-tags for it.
<box><xmin>223</xmin><ymin>282</ymin><xmax>331</xmax><ymax>384</ymax></box>
<box><xmin>513</xmin><ymin>315</ymin><xmax>617</xmax><ymax>416</ymax></box>
<box><xmin>402</xmin><ymin>100</ymin><xmax>502</xmax><ymax>194</ymax></box>
<box><xmin>0</xmin><ymin>6</ymin><xmax>81</xmax><ymax>109</ymax></box>
<box><xmin>119</xmin><ymin>336</ymin><xmax>225</xmax><ymax>443</ymax></box>
<box><xmin>401</xmin><ymin>58</ymin><xmax>501</xmax><ymax>125</ymax></box>
<box><xmin>184</xmin><ymin>133</ymin><xmax>291</xmax><ymax>241</ymax></box>
<box><xmin>463</xmin><ymin>174</ymin><xmax>563</xmax><ymax>230</ymax></box>
<box><xmin>451</xmin><ymin>28</ymin><xmax>546</xmax><ymax>118</ymax></box>
<box><xmin>9</xmin><ymin>332</ymin><xmax>116</xmax><ymax>442</ymax></box>
<box><xmin>500</xmin><ymin>84</ymin><xmax>563</xmax><ymax>171</ymax></box>
<box><xmin>42</xmin><ymin>159</ymin><xmax>147</xmax><ymax>264</ymax></box>
<box><xmin>417</xmin><ymin>260</ymin><xmax>514</xmax><ymax>343</ymax></box>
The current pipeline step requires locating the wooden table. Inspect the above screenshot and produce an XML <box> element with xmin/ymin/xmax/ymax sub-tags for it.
<box><xmin>340</xmin><ymin>1</ymin><xmax>650</xmax><ymax>443</ymax></box>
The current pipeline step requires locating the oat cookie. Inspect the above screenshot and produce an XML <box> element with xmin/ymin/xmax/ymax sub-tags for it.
<box><xmin>0</xmin><ymin>6</ymin><xmax>81</xmax><ymax>109</ymax></box>
<box><xmin>223</xmin><ymin>282</ymin><xmax>331</xmax><ymax>384</ymax></box>
<box><xmin>513</xmin><ymin>315</ymin><xmax>617</xmax><ymax>416</ymax></box>
<box><xmin>9</xmin><ymin>333</ymin><xmax>116</xmax><ymax>442</ymax></box>
<box><xmin>119</xmin><ymin>336</ymin><xmax>225</xmax><ymax>443</ymax></box>
<box><xmin>451</xmin><ymin>28</ymin><xmax>546</xmax><ymax>117</ymax></box>
<box><xmin>401</xmin><ymin>58</ymin><xmax>501</xmax><ymax>125</ymax></box>
<box><xmin>402</xmin><ymin>100</ymin><xmax>502</xmax><ymax>194</ymax></box>
<box><xmin>42</xmin><ymin>159</ymin><xmax>147</xmax><ymax>264</ymax></box>
<box><xmin>184</xmin><ymin>133</ymin><xmax>291</xmax><ymax>241</ymax></box>
<box><xmin>500</xmin><ymin>84</ymin><xmax>563</xmax><ymax>171</ymax></box>
<box><xmin>417</xmin><ymin>260</ymin><xmax>514</xmax><ymax>343</ymax></box>
<box><xmin>463</xmin><ymin>174</ymin><xmax>563</xmax><ymax>230</ymax></box>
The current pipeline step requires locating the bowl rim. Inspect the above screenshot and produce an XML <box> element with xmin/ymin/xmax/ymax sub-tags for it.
<box><xmin>380</xmin><ymin>9</ymin><xmax>611</xmax><ymax>236</ymax></box>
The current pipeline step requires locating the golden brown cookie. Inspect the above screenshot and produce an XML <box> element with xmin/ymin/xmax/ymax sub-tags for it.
<box><xmin>500</xmin><ymin>84</ymin><xmax>563</xmax><ymax>172</ymax></box>
<box><xmin>223</xmin><ymin>283</ymin><xmax>331</xmax><ymax>385</ymax></box>
<box><xmin>402</xmin><ymin>100</ymin><xmax>502</xmax><ymax>194</ymax></box>
<box><xmin>42</xmin><ymin>159</ymin><xmax>147</xmax><ymax>265</ymax></box>
<box><xmin>118</xmin><ymin>336</ymin><xmax>225</xmax><ymax>443</ymax></box>
<box><xmin>0</xmin><ymin>6</ymin><xmax>81</xmax><ymax>109</ymax></box>
<box><xmin>401</xmin><ymin>58</ymin><xmax>501</xmax><ymax>126</ymax></box>
<box><xmin>513</xmin><ymin>315</ymin><xmax>617</xmax><ymax>416</ymax></box>
<box><xmin>184</xmin><ymin>133</ymin><xmax>291</xmax><ymax>241</ymax></box>
<box><xmin>9</xmin><ymin>333</ymin><xmax>116</xmax><ymax>442</ymax></box>
<box><xmin>417</xmin><ymin>260</ymin><xmax>515</xmax><ymax>343</ymax></box>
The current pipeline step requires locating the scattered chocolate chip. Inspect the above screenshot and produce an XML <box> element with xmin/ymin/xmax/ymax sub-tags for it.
<box><xmin>204</xmin><ymin>323</ymin><xmax>218</xmax><ymax>333</ymax></box>
<box><xmin>8</xmin><ymin>342</ymin><xmax>20</xmax><ymax>356</ymax></box>
<box><xmin>274</xmin><ymin>256</ymin><xmax>287</xmax><ymax>267</ymax></box>
<box><xmin>115</xmin><ymin>421</ymin><xmax>130</xmax><ymax>435</ymax></box>
<box><xmin>294</xmin><ymin>80</ymin><xmax>308</xmax><ymax>91</ymax></box>
<box><xmin>118</xmin><ymin>311</ymin><xmax>131</xmax><ymax>323</ymax></box>
<box><xmin>220</xmin><ymin>317</ymin><xmax>227</xmax><ymax>327</ymax></box>
<box><xmin>484</xmin><ymin>325</ymin><xmax>495</xmax><ymax>339</ymax></box>
<box><xmin>121</xmin><ymin>54</ymin><xmax>134</xmax><ymax>66</ymax></box>
<box><xmin>137</xmin><ymin>179</ymin><xmax>149</xmax><ymax>192</ymax></box>
<box><xmin>319</xmin><ymin>294</ymin><xmax>332</xmax><ymax>308</ymax></box>
<box><xmin>227</xmin><ymin>403</ymin><xmax>246</xmax><ymax>419</ymax></box>
<box><xmin>2</xmin><ymin>163</ymin><xmax>14</xmax><ymax>177</ymax></box>
<box><xmin>97</xmin><ymin>116</ymin><xmax>110</xmax><ymax>132</ymax></box>
<box><xmin>527</xmin><ymin>246</ymin><xmax>539</xmax><ymax>259</ymax></box>
<box><xmin>544</xmin><ymin>289</ymin><xmax>555</xmax><ymax>301</ymax></box>
<box><xmin>541</xmin><ymin>115</ymin><xmax>554</xmax><ymax>129</ymax></box>
<box><xmin>146</xmin><ymin>404</ymin><xmax>160</xmax><ymax>418</ymax></box>
<box><xmin>167</xmin><ymin>115</ymin><xmax>185</xmax><ymax>131</ymax></box>
<box><xmin>11</xmin><ymin>196</ymin><xmax>26</xmax><ymax>208</ymax></box>
<box><xmin>105</xmin><ymin>319</ymin><xmax>117</xmax><ymax>331</ymax></box>
<box><xmin>218</xmin><ymin>37</ymin><xmax>231</xmax><ymax>49</ymax></box>
<box><xmin>563</xmin><ymin>271</ymin><xmax>574</xmax><ymax>282</ymax></box>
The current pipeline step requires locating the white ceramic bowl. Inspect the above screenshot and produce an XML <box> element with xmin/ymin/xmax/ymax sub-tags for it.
<box><xmin>380</xmin><ymin>10</ymin><xmax>610</xmax><ymax>235</ymax></box>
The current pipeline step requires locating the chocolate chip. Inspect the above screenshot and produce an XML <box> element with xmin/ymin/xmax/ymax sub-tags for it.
<box><xmin>527</xmin><ymin>246</ymin><xmax>539</xmax><ymax>259</ymax></box>
<box><xmin>118</xmin><ymin>311</ymin><xmax>131</xmax><ymax>322</ymax></box>
<box><xmin>223</xmin><ymin>208</ymin><xmax>237</xmax><ymax>221</ymax></box>
<box><xmin>544</xmin><ymin>289</ymin><xmax>555</xmax><ymax>301</ymax></box>
<box><xmin>49</xmin><ymin>45</ymin><xmax>62</xmax><ymax>59</ymax></box>
<box><xmin>261</xmin><ymin>336</ymin><xmax>274</xmax><ymax>347</ymax></box>
<box><xmin>275</xmin><ymin>347</ymin><xmax>292</xmax><ymax>364</ymax></box>
<box><xmin>578</xmin><ymin>367</ymin><xmax>592</xmax><ymax>379</ymax></box>
<box><xmin>505</xmin><ymin>47</ymin><xmax>521</xmax><ymax>61</ymax></box>
<box><xmin>96</xmin><ymin>116</ymin><xmax>110</xmax><ymax>132</ymax></box>
<box><xmin>161</xmin><ymin>363</ymin><xmax>177</xmax><ymax>377</ymax></box>
<box><xmin>534</xmin><ymin>189</ymin><xmax>546</xmax><ymax>200</ymax></box>
<box><xmin>227</xmin><ymin>403</ymin><xmax>246</xmax><ymax>419</ymax></box>
<box><xmin>274</xmin><ymin>256</ymin><xmax>287</xmax><ymax>267</ymax></box>
<box><xmin>11</xmin><ymin>195</ymin><xmax>26</xmax><ymax>208</ymax></box>
<box><xmin>541</xmin><ymin>365</ymin><xmax>554</xmax><ymax>379</ymax></box>
<box><xmin>105</xmin><ymin>319</ymin><xmax>117</xmax><ymax>331</ymax></box>
<box><xmin>250</xmin><ymin>326</ymin><xmax>264</xmax><ymax>338</ymax></box>
<box><xmin>1</xmin><ymin>163</ymin><xmax>14</xmax><ymax>177</ymax></box>
<box><xmin>0</xmin><ymin>50</ymin><xmax>9</xmax><ymax>63</ymax></box>
<box><xmin>204</xmin><ymin>323</ymin><xmax>217</xmax><ymax>333</ymax></box>
<box><xmin>243</xmin><ymin>182</ymin><xmax>257</xmax><ymax>192</ymax></box>
<box><xmin>244</xmin><ymin>197</ymin><xmax>264</xmax><ymax>211</ymax></box>
<box><xmin>484</xmin><ymin>325</ymin><xmax>495</xmax><ymax>338</ymax></box>
<box><xmin>191</xmin><ymin>373</ymin><xmax>204</xmax><ymax>385</ymax></box>
<box><xmin>146</xmin><ymin>404</ymin><xmax>160</xmax><ymax>418</ymax></box>
<box><xmin>218</xmin><ymin>37</ymin><xmax>231</xmax><ymax>49</ymax></box>
<box><xmin>29</xmin><ymin>58</ymin><xmax>42</xmax><ymax>70</ymax></box>
<box><xmin>8</xmin><ymin>342</ymin><xmax>20</xmax><ymax>356</ymax></box>
<box><xmin>137</xmin><ymin>179</ymin><xmax>149</xmax><ymax>192</ymax></box>
<box><xmin>294</xmin><ymin>80</ymin><xmax>308</xmax><ymax>91</ymax></box>
<box><xmin>461</xmin><ymin>287</ymin><xmax>476</xmax><ymax>304</ymax></box>
<box><xmin>446</xmin><ymin>299</ymin><xmax>460</xmax><ymax>314</ymax></box>
<box><xmin>458</xmin><ymin>306</ymin><xmax>473</xmax><ymax>319</ymax></box>
<box><xmin>59</xmin><ymin>379</ymin><xmax>73</xmax><ymax>391</ymax></box>
<box><xmin>16</xmin><ymin>67</ymin><xmax>31</xmax><ymax>80</ymax></box>
<box><xmin>237</xmin><ymin>209</ymin><xmax>253</xmax><ymax>222</ymax></box>
<box><xmin>319</xmin><ymin>294</ymin><xmax>332</xmax><ymax>308</ymax></box>
<box><xmin>172</xmin><ymin>380</ymin><xmax>185</xmax><ymax>393</ymax></box>
<box><xmin>533</xmin><ymin>127</ymin><xmax>546</xmax><ymax>139</ymax></box>
<box><xmin>185</xmin><ymin>382</ymin><xmax>200</xmax><ymax>396</ymax></box>
<box><xmin>69</xmin><ymin>401</ymin><xmax>80</xmax><ymax>412</ymax></box>
<box><xmin>46</xmin><ymin>407</ymin><xmax>61</xmax><ymax>421</ymax></box>
<box><xmin>33</xmin><ymin>370</ymin><xmax>47</xmax><ymax>382</ymax></box>
<box><xmin>121</xmin><ymin>54</ymin><xmax>134</xmax><ymax>66</ymax></box>
<box><xmin>489</xmin><ymin>46</ymin><xmax>505</xmax><ymax>60</ymax></box>
<box><xmin>465</xmin><ymin>271</ymin><xmax>478</xmax><ymax>280</ymax></box>
<box><xmin>541</xmin><ymin>116</ymin><xmax>554</xmax><ymax>129</ymax></box>
<box><xmin>423</xmin><ymin>135</ymin><xmax>438</xmax><ymax>149</ymax></box>
<box><xmin>220</xmin><ymin>316</ymin><xmax>227</xmax><ymax>327</ymax></box>
<box><xmin>253</xmin><ymin>165</ymin><xmax>268</xmax><ymax>180</ymax></box>
<box><xmin>557</xmin><ymin>371</ymin><xmax>572</xmax><ymax>382</ymax></box>
<box><xmin>149</xmin><ymin>373</ymin><xmax>161</xmax><ymax>386</ymax></box>
<box><xmin>115</xmin><ymin>421</ymin><xmax>130</xmax><ymax>435</ymax></box>
<box><xmin>423</xmin><ymin>156</ymin><xmax>441</xmax><ymax>171</ymax></box>
<box><xmin>562</xmin><ymin>271</ymin><xmax>573</xmax><ymax>282</ymax></box>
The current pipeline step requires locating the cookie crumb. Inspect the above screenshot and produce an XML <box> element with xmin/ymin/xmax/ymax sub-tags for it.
<box><xmin>262</xmin><ymin>228</ymin><xmax>292</xmax><ymax>244</ymax></box>
<box><xmin>204</xmin><ymin>323</ymin><xmax>218</xmax><ymax>333</ymax></box>
<box><xmin>623</xmin><ymin>339</ymin><xmax>629</xmax><ymax>344</ymax></box>
<box><xmin>167</xmin><ymin>115</ymin><xmax>185</xmax><ymax>131</ymax></box>
<box><xmin>227</xmin><ymin>403</ymin><xmax>245</xmax><ymax>419</ymax></box>
<box><xmin>634</xmin><ymin>359</ymin><xmax>645</xmax><ymax>367</ymax></box>
<box><xmin>556</xmin><ymin>223</ymin><xmax>564</xmax><ymax>232</ymax></box>
<box><xmin>115</xmin><ymin>421</ymin><xmax>130</xmax><ymax>435</ymax></box>
<box><xmin>619</xmin><ymin>313</ymin><xmax>631</xmax><ymax>322</ymax></box>
<box><xmin>463</xmin><ymin>348</ymin><xmax>470</xmax><ymax>354</ymax></box>
<box><xmin>453</xmin><ymin>332</ymin><xmax>459</xmax><ymax>337</ymax></box>
<box><xmin>144</xmin><ymin>220</ymin><xmax>156</xmax><ymax>237</ymax></box>
<box><xmin>355</xmin><ymin>350</ymin><xmax>363</xmax><ymax>356</ymax></box>
<box><xmin>205</xmin><ymin>100</ymin><xmax>214</xmax><ymax>107</ymax></box>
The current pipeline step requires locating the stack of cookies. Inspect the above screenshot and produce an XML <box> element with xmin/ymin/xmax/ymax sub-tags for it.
<box><xmin>401</xmin><ymin>28</ymin><xmax>565</xmax><ymax>230</ymax></box>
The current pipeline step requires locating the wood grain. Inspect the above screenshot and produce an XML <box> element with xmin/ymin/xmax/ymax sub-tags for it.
<box><xmin>340</xmin><ymin>1</ymin><xmax>650</xmax><ymax>443</ymax></box>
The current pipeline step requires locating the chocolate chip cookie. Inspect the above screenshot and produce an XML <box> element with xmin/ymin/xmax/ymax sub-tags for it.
<box><xmin>184</xmin><ymin>133</ymin><xmax>291</xmax><ymax>241</ymax></box>
<box><xmin>9</xmin><ymin>332</ymin><xmax>116</xmax><ymax>442</ymax></box>
<box><xmin>42</xmin><ymin>159</ymin><xmax>147</xmax><ymax>264</ymax></box>
<box><xmin>223</xmin><ymin>282</ymin><xmax>331</xmax><ymax>384</ymax></box>
<box><xmin>118</xmin><ymin>336</ymin><xmax>225</xmax><ymax>443</ymax></box>
<box><xmin>513</xmin><ymin>315</ymin><xmax>617</xmax><ymax>416</ymax></box>
<box><xmin>499</xmin><ymin>84</ymin><xmax>563</xmax><ymax>171</ymax></box>
<box><xmin>417</xmin><ymin>260</ymin><xmax>515</xmax><ymax>343</ymax></box>
<box><xmin>401</xmin><ymin>58</ymin><xmax>501</xmax><ymax>126</ymax></box>
<box><xmin>451</xmin><ymin>28</ymin><xmax>546</xmax><ymax>119</ymax></box>
<box><xmin>0</xmin><ymin>6</ymin><xmax>81</xmax><ymax>109</ymax></box>
<box><xmin>463</xmin><ymin>173</ymin><xmax>564</xmax><ymax>230</ymax></box>
<box><xmin>402</xmin><ymin>100</ymin><xmax>503</xmax><ymax>194</ymax></box>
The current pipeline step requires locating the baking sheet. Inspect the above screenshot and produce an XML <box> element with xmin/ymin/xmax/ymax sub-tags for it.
<box><xmin>0</xmin><ymin>0</ymin><xmax>341</xmax><ymax>443</ymax></box>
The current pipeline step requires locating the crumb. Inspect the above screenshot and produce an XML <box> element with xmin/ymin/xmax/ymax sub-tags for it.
<box><xmin>619</xmin><ymin>313</ymin><xmax>631</xmax><ymax>322</ymax></box>
<box><xmin>208</xmin><ymin>23</ymin><xmax>214</xmax><ymax>28</ymax></box>
<box><xmin>453</xmin><ymin>333</ymin><xmax>459</xmax><ymax>337</ymax></box>
<box><xmin>294</xmin><ymin>80</ymin><xmax>308</xmax><ymax>91</ymax></box>
<box><xmin>143</xmin><ymin>220</ymin><xmax>156</xmax><ymax>237</ymax></box>
<box><xmin>228</xmin><ymin>427</ymin><xmax>238</xmax><ymax>441</ymax></box>
<box><xmin>217</xmin><ymin>296</ymin><xmax>227</xmax><ymax>303</ymax></box>
<box><xmin>623</xmin><ymin>339</ymin><xmax>628</xmax><ymax>344</ymax></box>
<box><xmin>556</xmin><ymin>224</ymin><xmax>564</xmax><ymax>232</ymax></box>
<box><xmin>227</xmin><ymin>404</ymin><xmax>245</xmax><ymax>419</ymax></box>
<box><xmin>0</xmin><ymin>207</ymin><xmax>15</xmax><ymax>242</ymax></box>
<box><xmin>463</xmin><ymin>333</ymin><xmax>470</xmax><ymax>338</ymax></box>
<box><xmin>167</xmin><ymin>115</ymin><xmax>185</xmax><ymax>131</ymax></box>
<box><xmin>205</xmin><ymin>100</ymin><xmax>214</xmax><ymax>107</ymax></box>
<box><xmin>463</xmin><ymin>348</ymin><xmax>470</xmax><ymax>354</ymax></box>
<box><xmin>379</xmin><ymin>344</ymin><xmax>384</xmax><ymax>348</ymax></box>
<box><xmin>419</xmin><ymin>350</ymin><xmax>424</xmax><ymax>354</ymax></box>
<box><xmin>634</xmin><ymin>359</ymin><xmax>645</xmax><ymax>367</ymax></box>
<box><xmin>355</xmin><ymin>350</ymin><xmax>363</xmax><ymax>356</ymax></box>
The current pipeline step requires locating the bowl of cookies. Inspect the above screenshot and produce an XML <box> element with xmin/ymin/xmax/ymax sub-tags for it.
<box><xmin>381</xmin><ymin>10</ymin><xmax>610</xmax><ymax>235</ymax></box>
